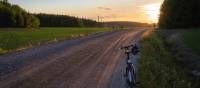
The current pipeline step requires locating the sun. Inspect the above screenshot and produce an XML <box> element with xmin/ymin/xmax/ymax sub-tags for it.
<box><xmin>142</xmin><ymin>3</ymin><xmax>161</xmax><ymax>23</ymax></box>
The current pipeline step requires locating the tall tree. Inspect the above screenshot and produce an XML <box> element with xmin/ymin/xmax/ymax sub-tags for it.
<box><xmin>0</xmin><ymin>5</ymin><xmax>15</xmax><ymax>27</ymax></box>
<box><xmin>0</xmin><ymin>1</ymin><xmax>40</xmax><ymax>28</ymax></box>
<box><xmin>159</xmin><ymin>0</ymin><xmax>200</xmax><ymax>29</ymax></box>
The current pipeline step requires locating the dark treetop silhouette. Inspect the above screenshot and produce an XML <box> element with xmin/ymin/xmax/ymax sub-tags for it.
<box><xmin>159</xmin><ymin>0</ymin><xmax>200</xmax><ymax>29</ymax></box>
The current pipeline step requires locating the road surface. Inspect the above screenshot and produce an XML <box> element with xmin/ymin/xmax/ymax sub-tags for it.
<box><xmin>0</xmin><ymin>28</ymin><xmax>147</xmax><ymax>88</ymax></box>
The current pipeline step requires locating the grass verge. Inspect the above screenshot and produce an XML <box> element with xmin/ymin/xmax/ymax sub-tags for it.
<box><xmin>0</xmin><ymin>27</ymin><xmax>111</xmax><ymax>54</ymax></box>
<box><xmin>138</xmin><ymin>32</ymin><xmax>192</xmax><ymax>88</ymax></box>
<box><xmin>183</xmin><ymin>30</ymin><xmax>200</xmax><ymax>55</ymax></box>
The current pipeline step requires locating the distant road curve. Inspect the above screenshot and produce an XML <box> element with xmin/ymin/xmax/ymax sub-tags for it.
<box><xmin>0</xmin><ymin>28</ymin><xmax>148</xmax><ymax>88</ymax></box>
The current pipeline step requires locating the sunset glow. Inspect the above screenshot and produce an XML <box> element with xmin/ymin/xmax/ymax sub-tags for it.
<box><xmin>9</xmin><ymin>0</ymin><xmax>164</xmax><ymax>23</ymax></box>
<box><xmin>142</xmin><ymin>3</ymin><xmax>162</xmax><ymax>23</ymax></box>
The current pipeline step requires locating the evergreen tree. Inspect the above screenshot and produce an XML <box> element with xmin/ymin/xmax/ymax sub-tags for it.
<box><xmin>35</xmin><ymin>14</ymin><xmax>98</xmax><ymax>27</ymax></box>
<box><xmin>0</xmin><ymin>1</ymin><xmax>40</xmax><ymax>28</ymax></box>
<box><xmin>159</xmin><ymin>0</ymin><xmax>200</xmax><ymax>29</ymax></box>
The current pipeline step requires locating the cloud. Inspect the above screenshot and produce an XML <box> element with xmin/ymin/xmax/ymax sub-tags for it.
<box><xmin>97</xmin><ymin>7</ymin><xmax>112</xmax><ymax>10</ymax></box>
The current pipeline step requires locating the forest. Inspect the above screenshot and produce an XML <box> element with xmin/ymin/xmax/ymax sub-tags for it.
<box><xmin>0</xmin><ymin>0</ymin><xmax>100</xmax><ymax>28</ymax></box>
<box><xmin>35</xmin><ymin>14</ymin><xmax>99</xmax><ymax>27</ymax></box>
<box><xmin>159</xmin><ymin>0</ymin><xmax>200</xmax><ymax>29</ymax></box>
<box><xmin>0</xmin><ymin>0</ymin><xmax>39</xmax><ymax>28</ymax></box>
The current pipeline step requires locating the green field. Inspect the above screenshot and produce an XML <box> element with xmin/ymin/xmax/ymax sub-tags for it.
<box><xmin>183</xmin><ymin>30</ymin><xmax>200</xmax><ymax>55</ymax></box>
<box><xmin>0</xmin><ymin>27</ymin><xmax>111</xmax><ymax>54</ymax></box>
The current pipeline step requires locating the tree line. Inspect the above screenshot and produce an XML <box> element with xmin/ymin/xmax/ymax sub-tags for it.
<box><xmin>35</xmin><ymin>14</ymin><xmax>99</xmax><ymax>27</ymax></box>
<box><xmin>159</xmin><ymin>0</ymin><xmax>200</xmax><ymax>29</ymax></box>
<box><xmin>0</xmin><ymin>0</ymin><xmax>100</xmax><ymax>28</ymax></box>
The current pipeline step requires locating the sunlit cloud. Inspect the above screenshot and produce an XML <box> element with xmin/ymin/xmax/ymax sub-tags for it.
<box><xmin>97</xmin><ymin>7</ymin><xmax>112</xmax><ymax>11</ymax></box>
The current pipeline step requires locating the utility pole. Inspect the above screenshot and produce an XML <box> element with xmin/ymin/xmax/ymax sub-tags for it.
<box><xmin>101</xmin><ymin>17</ymin><xmax>103</xmax><ymax>23</ymax></box>
<box><xmin>97</xmin><ymin>16</ymin><xmax>100</xmax><ymax>23</ymax></box>
<box><xmin>97</xmin><ymin>16</ymin><xmax>101</xmax><ymax>27</ymax></box>
<box><xmin>101</xmin><ymin>17</ymin><xmax>105</xmax><ymax>27</ymax></box>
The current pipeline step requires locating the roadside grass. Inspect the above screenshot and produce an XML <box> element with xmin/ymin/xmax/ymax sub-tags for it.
<box><xmin>0</xmin><ymin>27</ymin><xmax>111</xmax><ymax>54</ymax></box>
<box><xmin>183</xmin><ymin>29</ymin><xmax>200</xmax><ymax>55</ymax></box>
<box><xmin>139</xmin><ymin>32</ymin><xmax>191</xmax><ymax>88</ymax></box>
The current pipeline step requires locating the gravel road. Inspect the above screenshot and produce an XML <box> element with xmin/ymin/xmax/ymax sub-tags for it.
<box><xmin>0</xmin><ymin>28</ymin><xmax>147</xmax><ymax>88</ymax></box>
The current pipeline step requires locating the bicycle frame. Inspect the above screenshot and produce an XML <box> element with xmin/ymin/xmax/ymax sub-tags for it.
<box><xmin>121</xmin><ymin>45</ymin><xmax>137</xmax><ymax>87</ymax></box>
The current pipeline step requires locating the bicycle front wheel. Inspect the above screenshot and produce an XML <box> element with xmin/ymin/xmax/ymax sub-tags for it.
<box><xmin>127</xmin><ymin>70</ymin><xmax>136</xmax><ymax>87</ymax></box>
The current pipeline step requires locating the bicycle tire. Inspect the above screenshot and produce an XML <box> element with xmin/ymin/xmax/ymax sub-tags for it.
<box><xmin>127</xmin><ymin>69</ymin><xmax>136</xmax><ymax>87</ymax></box>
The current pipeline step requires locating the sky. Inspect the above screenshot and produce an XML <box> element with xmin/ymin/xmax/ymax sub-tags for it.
<box><xmin>9</xmin><ymin>0</ymin><xmax>164</xmax><ymax>23</ymax></box>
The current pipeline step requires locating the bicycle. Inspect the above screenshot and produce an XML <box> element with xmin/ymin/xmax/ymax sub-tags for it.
<box><xmin>121</xmin><ymin>44</ymin><xmax>139</xmax><ymax>88</ymax></box>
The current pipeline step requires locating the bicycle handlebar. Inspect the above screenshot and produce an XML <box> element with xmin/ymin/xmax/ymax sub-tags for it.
<box><xmin>121</xmin><ymin>45</ymin><xmax>134</xmax><ymax>50</ymax></box>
